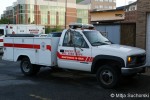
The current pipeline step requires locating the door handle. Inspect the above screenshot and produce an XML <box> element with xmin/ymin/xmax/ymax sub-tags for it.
<box><xmin>60</xmin><ymin>49</ymin><xmax>64</xmax><ymax>52</ymax></box>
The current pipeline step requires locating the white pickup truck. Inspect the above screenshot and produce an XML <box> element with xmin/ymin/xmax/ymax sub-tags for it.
<box><xmin>2</xmin><ymin>23</ymin><xmax>146</xmax><ymax>88</ymax></box>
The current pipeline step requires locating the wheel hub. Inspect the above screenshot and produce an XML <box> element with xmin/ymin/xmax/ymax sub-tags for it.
<box><xmin>100</xmin><ymin>70</ymin><xmax>113</xmax><ymax>85</ymax></box>
<box><xmin>22</xmin><ymin>61</ymin><xmax>30</xmax><ymax>72</ymax></box>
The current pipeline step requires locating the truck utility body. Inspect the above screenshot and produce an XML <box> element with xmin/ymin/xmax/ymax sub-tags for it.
<box><xmin>3</xmin><ymin>23</ymin><xmax>146</xmax><ymax>88</ymax></box>
<box><xmin>3</xmin><ymin>37</ymin><xmax>59</xmax><ymax>66</ymax></box>
<box><xmin>0</xmin><ymin>24</ymin><xmax>45</xmax><ymax>49</ymax></box>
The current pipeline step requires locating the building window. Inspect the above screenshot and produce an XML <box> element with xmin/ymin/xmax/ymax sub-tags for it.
<box><xmin>109</xmin><ymin>6</ymin><xmax>112</xmax><ymax>9</ymax></box>
<box><xmin>19</xmin><ymin>14</ymin><xmax>26</xmax><ymax>24</ymax></box>
<box><xmin>41</xmin><ymin>14</ymin><xmax>48</xmax><ymax>25</ymax></box>
<box><xmin>19</xmin><ymin>4</ymin><xmax>25</xmax><ymax>10</ymax></box>
<box><xmin>113</xmin><ymin>6</ymin><xmax>116</xmax><ymax>9</ymax></box>
<box><xmin>99</xmin><ymin>5</ymin><xmax>103</xmax><ymax>9</ymax></box>
<box><xmin>28</xmin><ymin>13</ymin><xmax>35</xmax><ymax>24</ymax></box>
<box><xmin>50</xmin><ymin>12</ymin><xmax>56</xmax><ymax>25</ymax></box>
<box><xmin>59</xmin><ymin>15</ymin><xmax>65</xmax><ymax>25</ymax></box>
<box><xmin>77</xmin><ymin>9</ymin><xmax>88</xmax><ymax>24</ymax></box>
<box><xmin>109</xmin><ymin>0</ymin><xmax>112</xmax><ymax>2</ymax></box>
<box><xmin>104</xmin><ymin>0</ymin><xmax>109</xmax><ymax>2</ymax></box>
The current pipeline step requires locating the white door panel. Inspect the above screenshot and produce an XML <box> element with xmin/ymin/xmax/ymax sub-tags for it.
<box><xmin>57</xmin><ymin>30</ymin><xmax>92</xmax><ymax>72</ymax></box>
<box><xmin>146</xmin><ymin>13</ymin><xmax>150</xmax><ymax>66</ymax></box>
<box><xmin>74</xmin><ymin>48</ymin><xmax>92</xmax><ymax>71</ymax></box>
<box><xmin>57</xmin><ymin>47</ymin><xmax>77</xmax><ymax>69</ymax></box>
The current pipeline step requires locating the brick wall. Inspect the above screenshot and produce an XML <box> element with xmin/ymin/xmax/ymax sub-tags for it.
<box><xmin>124</xmin><ymin>11</ymin><xmax>137</xmax><ymax>23</ymax></box>
<box><xmin>66</xmin><ymin>8</ymin><xmax>77</xmax><ymax>27</ymax></box>
<box><xmin>136</xmin><ymin>0</ymin><xmax>150</xmax><ymax>49</ymax></box>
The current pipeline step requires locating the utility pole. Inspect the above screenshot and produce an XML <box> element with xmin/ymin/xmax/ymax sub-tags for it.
<box><xmin>65</xmin><ymin>0</ymin><xmax>67</xmax><ymax>28</ymax></box>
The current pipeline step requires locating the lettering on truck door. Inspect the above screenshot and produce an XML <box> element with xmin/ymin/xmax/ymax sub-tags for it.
<box><xmin>57</xmin><ymin>30</ymin><xmax>92</xmax><ymax>71</ymax></box>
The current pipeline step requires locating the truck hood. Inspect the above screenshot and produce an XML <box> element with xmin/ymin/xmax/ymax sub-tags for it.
<box><xmin>97</xmin><ymin>44</ymin><xmax>145</xmax><ymax>56</ymax></box>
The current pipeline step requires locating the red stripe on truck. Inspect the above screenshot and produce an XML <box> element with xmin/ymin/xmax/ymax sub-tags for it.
<box><xmin>4</xmin><ymin>43</ymin><xmax>14</xmax><ymax>47</ymax></box>
<box><xmin>46</xmin><ymin>45</ymin><xmax>51</xmax><ymax>51</ymax></box>
<box><xmin>4</xmin><ymin>43</ymin><xmax>51</xmax><ymax>51</ymax></box>
<box><xmin>0</xmin><ymin>39</ymin><xmax>3</xmax><ymax>42</ymax></box>
<box><xmin>57</xmin><ymin>52</ymin><xmax>93</xmax><ymax>62</ymax></box>
<box><xmin>13</xmin><ymin>44</ymin><xmax>39</xmax><ymax>49</ymax></box>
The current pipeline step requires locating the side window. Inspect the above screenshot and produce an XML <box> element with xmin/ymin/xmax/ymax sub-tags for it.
<box><xmin>73</xmin><ymin>31</ymin><xmax>88</xmax><ymax>48</ymax></box>
<box><xmin>63</xmin><ymin>30</ymin><xmax>88</xmax><ymax>48</ymax></box>
<box><xmin>0</xmin><ymin>29</ymin><xmax>4</xmax><ymax>36</ymax></box>
<box><xmin>63</xmin><ymin>30</ymin><xmax>73</xmax><ymax>46</ymax></box>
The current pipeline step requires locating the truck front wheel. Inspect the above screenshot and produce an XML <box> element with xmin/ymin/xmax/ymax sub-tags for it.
<box><xmin>20</xmin><ymin>58</ymin><xmax>40</xmax><ymax>76</ymax></box>
<box><xmin>96</xmin><ymin>65</ymin><xmax>120</xmax><ymax>89</ymax></box>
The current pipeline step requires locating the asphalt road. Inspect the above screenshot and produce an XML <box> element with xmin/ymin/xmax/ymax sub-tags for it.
<box><xmin>0</xmin><ymin>55</ymin><xmax>150</xmax><ymax>100</ymax></box>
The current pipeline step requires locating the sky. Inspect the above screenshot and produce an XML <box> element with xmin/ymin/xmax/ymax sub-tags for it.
<box><xmin>0</xmin><ymin>0</ymin><xmax>137</xmax><ymax>16</ymax></box>
<box><xmin>116</xmin><ymin>0</ymin><xmax>137</xmax><ymax>7</ymax></box>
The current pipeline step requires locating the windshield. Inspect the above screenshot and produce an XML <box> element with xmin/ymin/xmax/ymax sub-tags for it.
<box><xmin>83</xmin><ymin>31</ymin><xmax>111</xmax><ymax>46</ymax></box>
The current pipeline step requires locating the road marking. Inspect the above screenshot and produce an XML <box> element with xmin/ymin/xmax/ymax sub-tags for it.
<box><xmin>30</xmin><ymin>94</ymin><xmax>50</xmax><ymax>100</ymax></box>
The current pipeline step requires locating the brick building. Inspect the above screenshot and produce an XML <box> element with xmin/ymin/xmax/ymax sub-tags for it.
<box><xmin>136</xmin><ymin>0</ymin><xmax>150</xmax><ymax>49</ymax></box>
<box><xmin>91</xmin><ymin>0</ymin><xmax>116</xmax><ymax>10</ymax></box>
<box><xmin>1</xmin><ymin>0</ymin><xmax>90</xmax><ymax>28</ymax></box>
<box><xmin>78</xmin><ymin>0</ymin><xmax>116</xmax><ymax>11</ymax></box>
<box><xmin>90</xmin><ymin>8</ymin><xmax>124</xmax><ymax>24</ymax></box>
<box><xmin>124</xmin><ymin>1</ymin><xmax>137</xmax><ymax>23</ymax></box>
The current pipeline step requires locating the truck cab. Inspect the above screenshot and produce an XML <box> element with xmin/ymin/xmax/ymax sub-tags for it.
<box><xmin>2</xmin><ymin>23</ymin><xmax>146</xmax><ymax>88</ymax></box>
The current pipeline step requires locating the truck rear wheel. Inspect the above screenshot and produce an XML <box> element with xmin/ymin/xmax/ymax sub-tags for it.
<box><xmin>96</xmin><ymin>65</ymin><xmax>120</xmax><ymax>89</ymax></box>
<box><xmin>20</xmin><ymin>58</ymin><xmax>40</xmax><ymax>76</ymax></box>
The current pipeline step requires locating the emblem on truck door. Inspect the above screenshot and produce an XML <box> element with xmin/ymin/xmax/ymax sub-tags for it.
<box><xmin>41</xmin><ymin>42</ymin><xmax>46</xmax><ymax>50</ymax></box>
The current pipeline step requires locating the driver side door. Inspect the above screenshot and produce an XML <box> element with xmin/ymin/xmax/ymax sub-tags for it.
<box><xmin>57</xmin><ymin>30</ymin><xmax>92</xmax><ymax>71</ymax></box>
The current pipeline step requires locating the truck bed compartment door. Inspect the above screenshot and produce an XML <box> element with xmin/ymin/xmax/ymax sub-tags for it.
<box><xmin>3</xmin><ymin>38</ymin><xmax>14</xmax><ymax>61</ymax></box>
<box><xmin>34</xmin><ymin>38</ymin><xmax>51</xmax><ymax>66</ymax></box>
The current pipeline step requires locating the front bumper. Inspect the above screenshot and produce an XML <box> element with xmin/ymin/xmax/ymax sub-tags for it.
<box><xmin>121</xmin><ymin>66</ymin><xmax>146</xmax><ymax>75</ymax></box>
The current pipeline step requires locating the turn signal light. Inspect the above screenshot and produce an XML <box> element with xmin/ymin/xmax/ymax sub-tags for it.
<box><xmin>128</xmin><ymin>57</ymin><xmax>132</xmax><ymax>63</ymax></box>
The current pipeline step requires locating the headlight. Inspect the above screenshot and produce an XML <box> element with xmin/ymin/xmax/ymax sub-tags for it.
<box><xmin>127</xmin><ymin>54</ymin><xmax>146</xmax><ymax>68</ymax></box>
<box><xmin>127</xmin><ymin>56</ymin><xmax>136</xmax><ymax>65</ymax></box>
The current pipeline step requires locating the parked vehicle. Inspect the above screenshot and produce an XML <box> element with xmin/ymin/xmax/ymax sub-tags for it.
<box><xmin>47</xmin><ymin>32</ymin><xmax>62</xmax><ymax>37</ymax></box>
<box><xmin>2</xmin><ymin>23</ymin><xmax>146</xmax><ymax>88</ymax></box>
<box><xmin>0</xmin><ymin>24</ymin><xmax>45</xmax><ymax>50</ymax></box>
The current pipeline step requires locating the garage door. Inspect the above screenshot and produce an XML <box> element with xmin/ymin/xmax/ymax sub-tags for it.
<box><xmin>94</xmin><ymin>25</ymin><xmax>120</xmax><ymax>44</ymax></box>
<box><xmin>146</xmin><ymin>13</ymin><xmax>150</xmax><ymax>66</ymax></box>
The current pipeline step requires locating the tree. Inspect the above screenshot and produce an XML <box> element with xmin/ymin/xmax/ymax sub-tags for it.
<box><xmin>52</xmin><ymin>25</ymin><xmax>62</xmax><ymax>32</ymax></box>
<box><xmin>45</xmin><ymin>26</ymin><xmax>52</xmax><ymax>34</ymax></box>
<box><xmin>0</xmin><ymin>18</ymin><xmax>11</xmax><ymax>24</ymax></box>
<box><xmin>45</xmin><ymin>25</ymin><xmax>63</xmax><ymax>34</ymax></box>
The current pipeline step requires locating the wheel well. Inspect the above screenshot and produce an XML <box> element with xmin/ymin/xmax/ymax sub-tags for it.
<box><xmin>17</xmin><ymin>55</ymin><xmax>29</xmax><ymax>61</ymax></box>
<box><xmin>92</xmin><ymin>59</ymin><xmax>121</xmax><ymax>74</ymax></box>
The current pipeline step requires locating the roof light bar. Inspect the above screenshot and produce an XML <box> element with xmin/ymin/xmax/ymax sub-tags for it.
<box><xmin>69</xmin><ymin>23</ymin><xmax>95</xmax><ymax>30</ymax></box>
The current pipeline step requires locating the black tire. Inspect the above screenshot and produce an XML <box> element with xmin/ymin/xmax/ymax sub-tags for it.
<box><xmin>96</xmin><ymin>65</ymin><xmax>121</xmax><ymax>89</ymax></box>
<box><xmin>20</xmin><ymin>58</ymin><xmax>40</xmax><ymax>76</ymax></box>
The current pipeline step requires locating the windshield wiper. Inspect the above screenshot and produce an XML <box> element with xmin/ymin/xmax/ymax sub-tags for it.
<box><xmin>91</xmin><ymin>41</ymin><xmax>107</xmax><ymax>46</ymax></box>
<box><xmin>104</xmin><ymin>41</ymin><xmax>112</xmax><ymax>44</ymax></box>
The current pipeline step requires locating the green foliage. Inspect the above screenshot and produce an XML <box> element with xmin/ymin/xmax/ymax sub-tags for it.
<box><xmin>76</xmin><ymin>0</ymin><xmax>84</xmax><ymax>3</ymax></box>
<box><xmin>0</xmin><ymin>18</ymin><xmax>11</xmax><ymax>24</ymax></box>
<box><xmin>45</xmin><ymin>26</ymin><xmax>63</xmax><ymax>34</ymax></box>
<box><xmin>45</xmin><ymin>26</ymin><xmax>52</xmax><ymax>34</ymax></box>
<box><xmin>52</xmin><ymin>25</ymin><xmax>62</xmax><ymax>32</ymax></box>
